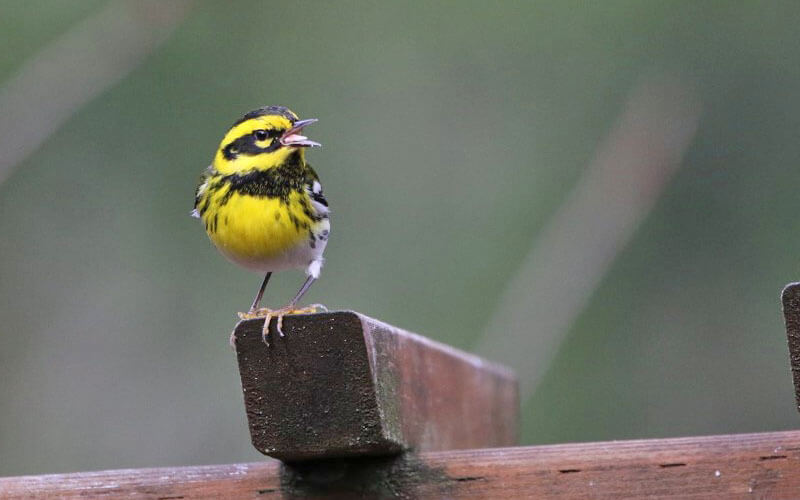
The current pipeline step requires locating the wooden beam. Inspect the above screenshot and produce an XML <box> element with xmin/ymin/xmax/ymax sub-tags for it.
<box><xmin>232</xmin><ymin>311</ymin><xmax>518</xmax><ymax>461</ymax></box>
<box><xmin>3</xmin><ymin>431</ymin><xmax>800</xmax><ymax>498</ymax></box>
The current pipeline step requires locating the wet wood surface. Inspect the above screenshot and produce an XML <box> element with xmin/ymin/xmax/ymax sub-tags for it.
<box><xmin>233</xmin><ymin>311</ymin><xmax>518</xmax><ymax>461</ymax></box>
<box><xmin>3</xmin><ymin>430</ymin><xmax>800</xmax><ymax>498</ymax></box>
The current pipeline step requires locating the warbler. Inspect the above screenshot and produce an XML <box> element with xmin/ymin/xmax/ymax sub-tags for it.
<box><xmin>192</xmin><ymin>106</ymin><xmax>330</xmax><ymax>345</ymax></box>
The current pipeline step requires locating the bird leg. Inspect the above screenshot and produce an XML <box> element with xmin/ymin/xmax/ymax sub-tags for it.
<box><xmin>234</xmin><ymin>272</ymin><xmax>274</xmax><ymax>322</ymax></box>
<box><xmin>230</xmin><ymin>272</ymin><xmax>272</xmax><ymax>347</ymax></box>
<box><xmin>249</xmin><ymin>272</ymin><xmax>272</xmax><ymax>312</ymax></box>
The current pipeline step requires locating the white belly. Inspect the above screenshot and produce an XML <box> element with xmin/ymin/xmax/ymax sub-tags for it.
<box><xmin>220</xmin><ymin>218</ymin><xmax>329</xmax><ymax>277</ymax></box>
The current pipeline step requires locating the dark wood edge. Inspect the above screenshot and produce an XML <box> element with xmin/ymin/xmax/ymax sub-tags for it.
<box><xmin>782</xmin><ymin>282</ymin><xmax>800</xmax><ymax>413</ymax></box>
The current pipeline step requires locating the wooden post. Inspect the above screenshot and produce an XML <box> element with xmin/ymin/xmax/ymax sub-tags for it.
<box><xmin>232</xmin><ymin>311</ymin><xmax>519</xmax><ymax>461</ymax></box>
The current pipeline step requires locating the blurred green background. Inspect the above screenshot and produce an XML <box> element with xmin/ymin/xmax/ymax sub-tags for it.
<box><xmin>2</xmin><ymin>0</ymin><xmax>800</xmax><ymax>476</ymax></box>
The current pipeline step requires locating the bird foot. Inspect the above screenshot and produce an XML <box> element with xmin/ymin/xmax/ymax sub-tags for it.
<box><xmin>236</xmin><ymin>304</ymin><xmax>328</xmax><ymax>345</ymax></box>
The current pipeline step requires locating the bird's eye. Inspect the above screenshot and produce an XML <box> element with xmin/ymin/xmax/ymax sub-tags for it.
<box><xmin>254</xmin><ymin>130</ymin><xmax>269</xmax><ymax>141</ymax></box>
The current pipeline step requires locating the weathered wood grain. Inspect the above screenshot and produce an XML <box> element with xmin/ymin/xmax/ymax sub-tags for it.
<box><xmin>782</xmin><ymin>282</ymin><xmax>800</xmax><ymax>413</ymax></box>
<box><xmin>233</xmin><ymin>311</ymin><xmax>518</xmax><ymax>461</ymax></box>
<box><xmin>3</xmin><ymin>431</ymin><xmax>800</xmax><ymax>498</ymax></box>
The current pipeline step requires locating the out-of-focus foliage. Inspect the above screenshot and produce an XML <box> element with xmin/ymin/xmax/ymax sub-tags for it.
<box><xmin>1</xmin><ymin>0</ymin><xmax>799</xmax><ymax>475</ymax></box>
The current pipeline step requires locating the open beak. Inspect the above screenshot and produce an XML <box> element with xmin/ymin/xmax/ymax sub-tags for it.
<box><xmin>280</xmin><ymin>118</ymin><xmax>321</xmax><ymax>148</ymax></box>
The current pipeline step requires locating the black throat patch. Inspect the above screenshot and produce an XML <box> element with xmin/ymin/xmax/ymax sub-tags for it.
<box><xmin>219</xmin><ymin>151</ymin><xmax>307</xmax><ymax>203</ymax></box>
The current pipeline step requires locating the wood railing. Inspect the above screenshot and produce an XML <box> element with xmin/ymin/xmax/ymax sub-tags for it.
<box><xmin>3</xmin><ymin>431</ymin><xmax>800</xmax><ymax>498</ymax></box>
<box><xmin>3</xmin><ymin>292</ymin><xmax>800</xmax><ymax>499</ymax></box>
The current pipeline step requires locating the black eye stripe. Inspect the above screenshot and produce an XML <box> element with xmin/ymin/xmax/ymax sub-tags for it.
<box><xmin>223</xmin><ymin>130</ymin><xmax>282</xmax><ymax>159</ymax></box>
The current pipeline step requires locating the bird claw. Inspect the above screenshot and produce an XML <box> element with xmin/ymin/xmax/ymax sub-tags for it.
<box><xmin>236</xmin><ymin>304</ymin><xmax>327</xmax><ymax>346</ymax></box>
<box><xmin>237</xmin><ymin>307</ymin><xmax>272</xmax><ymax>320</ymax></box>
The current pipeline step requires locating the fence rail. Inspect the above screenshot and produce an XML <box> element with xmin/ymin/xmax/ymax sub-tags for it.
<box><xmin>3</xmin><ymin>430</ymin><xmax>800</xmax><ymax>498</ymax></box>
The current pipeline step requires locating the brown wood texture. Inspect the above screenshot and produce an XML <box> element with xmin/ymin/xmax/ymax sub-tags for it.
<box><xmin>233</xmin><ymin>311</ymin><xmax>518</xmax><ymax>461</ymax></box>
<box><xmin>3</xmin><ymin>431</ymin><xmax>800</xmax><ymax>499</ymax></box>
<box><xmin>782</xmin><ymin>282</ymin><xmax>800</xmax><ymax>413</ymax></box>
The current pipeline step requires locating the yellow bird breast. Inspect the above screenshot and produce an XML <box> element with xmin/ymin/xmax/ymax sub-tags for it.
<box><xmin>203</xmin><ymin>190</ymin><xmax>317</xmax><ymax>271</ymax></box>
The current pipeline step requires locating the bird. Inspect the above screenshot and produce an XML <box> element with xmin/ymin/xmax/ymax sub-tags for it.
<box><xmin>192</xmin><ymin>106</ymin><xmax>330</xmax><ymax>346</ymax></box>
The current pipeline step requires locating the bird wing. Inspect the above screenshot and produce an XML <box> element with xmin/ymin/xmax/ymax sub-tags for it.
<box><xmin>303</xmin><ymin>165</ymin><xmax>329</xmax><ymax>217</ymax></box>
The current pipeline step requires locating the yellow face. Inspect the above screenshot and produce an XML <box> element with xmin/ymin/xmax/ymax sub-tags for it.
<box><xmin>212</xmin><ymin>106</ymin><xmax>318</xmax><ymax>175</ymax></box>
